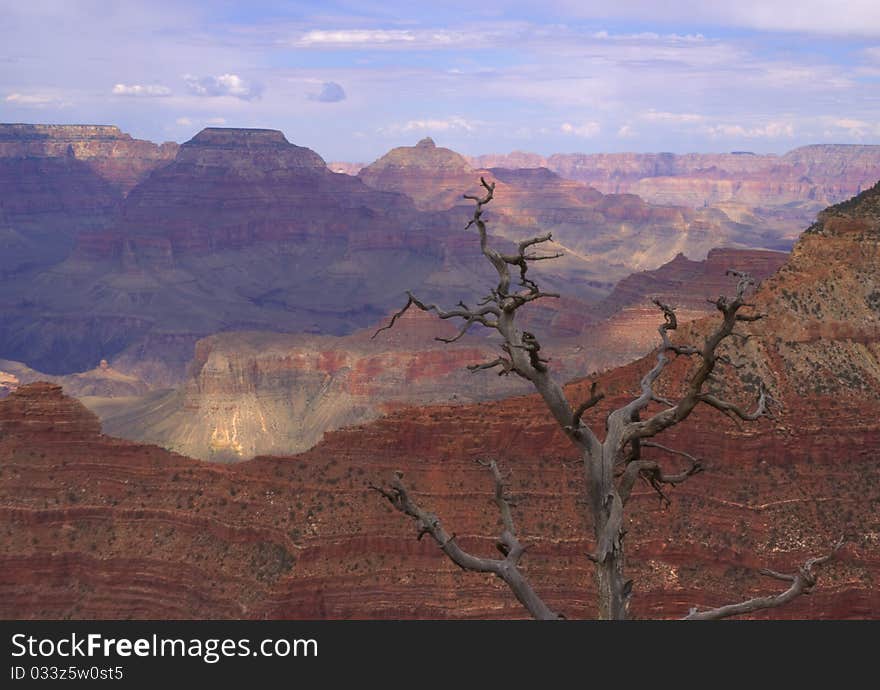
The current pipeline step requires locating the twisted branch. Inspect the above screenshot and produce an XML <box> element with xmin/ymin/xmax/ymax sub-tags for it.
<box><xmin>618</xmin><ymin>442</ymin><xmax>704</xmax><ymax>506</ymax></box>
<box><xmin>618</xmin><ymin>271</ymin><xmax>772</xmax><ymax>445</ymax></box>
<box><xmin>683</xmin><ymin>538</ymin><xmax>845</xmax><ymax>620</ymax></box>
<box><xmin>371</xmin><ymin>465</ymin><xmax>562</xmax><ymax>620</ymax></box>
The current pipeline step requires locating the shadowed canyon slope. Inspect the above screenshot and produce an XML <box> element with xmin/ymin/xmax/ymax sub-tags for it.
<box><xmin>0</xmin><ymin>127</ymin><xmax>609</xmax><ymax>379</ymax></box>
<box><xmin>89</xmin><ymin>310</ymin><xmax>516</xmax><ymax>461</ymax></box>
<box><xmin>0</xmin><ymin>128</ymin><xmax>484</xmax><ymax>377</ymax></box>
<box><xmin>1</xmin><ymin>185</ymin><xmax>878</xmax><ymax>619</ymax></box>
<box><xmin>0</xmin><ymin>125</ymin><xmax>844</xmax><ymax>383</ymax></box>
<box><xmin>0</xmin><ymin>124</ymin><xmax>177</xmax><ymax>276</ymax></box>
<box><xmin>82</xmin><ymin>247</ymin><xmax>786</xmax><ymax>461</ymax></box>
<box><xmin>0</xmin><ymin>124</ymin><xmax>176</xmax><ymax>277</ymax></box>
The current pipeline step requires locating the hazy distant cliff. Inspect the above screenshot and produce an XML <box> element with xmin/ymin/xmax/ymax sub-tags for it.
<box><xmin>470</xmin><ymin>145</ymin><xmax>880</xmax><ymax>209</ymax></box>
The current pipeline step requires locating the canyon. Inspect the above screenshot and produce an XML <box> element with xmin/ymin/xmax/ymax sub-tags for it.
<box><xmin>359</xmin><ymin>138</ymin><xmax>791</xmax><ymax>264</ymax></box>
<box><xmin>469</xmin><ymin>145</ymin><xmax>880</xmax><ymax>211</ymax></box>
<box><xmin>0</xmin><ymin>124</ymin><xmax>176</xmax><ymax>279</ymax></box>
<box><xmin>79</xmin><ymin>246</ymin><xmax>786</xmax><ymax>461</ymax></box>
<box><xmin>0</xmin><ymin>125</ymin><xmax>814</xmax><ymax>383</ymax></box>
<box><xmin>1</xmin><ymin>183</ymin><xmax>878</xmax><ymax>619</ymax></box>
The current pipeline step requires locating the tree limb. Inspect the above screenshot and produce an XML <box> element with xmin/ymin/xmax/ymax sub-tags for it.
<box><xmin>683</xmin><ymin>537</ymin><xmax>845</xmax><ymax>620</ymax></box>
<box><xmin>618</xmin><ymin>443</ymin><xmax>704</xmax><ymax>506</ymax></box>
<box><xmin>619</xmin><ymin>272</ymin><xmax>771</xmax><ymax>445</ymax></box>
<box><xmin>371</xmin><ymin>466</ymin><xmax>563</xmax><ymax>620</ymax></box>
<box><xmin>570</xmin><ymin>381</ymin><xmax>605</xmax><ymax>429</ymax></box>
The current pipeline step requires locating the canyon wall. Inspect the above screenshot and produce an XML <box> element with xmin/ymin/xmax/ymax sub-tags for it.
<box><xmin>2</xmin><ymin>185</ymin><xmax>877</xmax><ymax>620</ymax></box>
<box><xmin>469</xmin><ymin>145</ymin><xmax>880</xmax><ymax>210</ymax></box>
<box><xmin>0</xmin><ymin>124</ymin><xmax>177</xmax><ymax>193</ymax></box>
<box><xmin>85</xmin><ymin>248</ymin><xmax>786</xmax><ymax>461</ymax></box>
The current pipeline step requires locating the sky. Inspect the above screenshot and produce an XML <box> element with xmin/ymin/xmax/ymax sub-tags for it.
<box><xmin>1</xmin><ymin>0</ymin><xmax>879</xmax><ymax>162</ymax></box>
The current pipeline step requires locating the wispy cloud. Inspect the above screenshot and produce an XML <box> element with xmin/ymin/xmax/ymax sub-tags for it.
<box><xmin>183</xmin><ymin>74</ymin><xmax>262</xmax><ymax>100</ymax></box>
<box><xmin>561</xmin><ymin>121</ymin><xmax>601</xmax><ymax>137</ymax></box>
<box><xmin>292</xmin><ymin>29</ymin><xmax>471</xmax><ymax>49</ymax></box>
<box><xmin>821</xmin><ymin>117</ymin><xmax>880</xmax><ymax>138</ymax></box>
<box><xmin>112</xmin><ymin>83</ymin><xmax>171</xmax><ymax>97</ymax></box>
<box><xmin>396</xmin><ymin>116</ymin><xmax>476</xmax><ymax>133</ymax></box>
<box><xmin>705</xmin><ymin>121</ymin><xmax>795</xmax><ymax>139</ymax></box>
<box><xmin>175</xmin><ymin>115</ymin><xmax>227</xmax><ymax>127</ymax></box>
<box><xmin>550</xmin><ymin>1</ymin><xmax>880</xmax><ymax>36</ymax></box>
<box><xmin>641</xmin><ymin>110</ymin><xmax>705</xmax><ymax>124</ymax></box>
<box><xmin>4</xmin><ymin>92</ymin><xmax>67</xmax><ymax>107</ymax></box>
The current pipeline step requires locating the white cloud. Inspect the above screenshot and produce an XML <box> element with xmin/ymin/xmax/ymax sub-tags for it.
<box><xmin>617</xmin><ymin>124</ymin><xmax>636</xmax><ymax>138</ymax></box>
<box><xmin>561</xmin><ymin>121</ymin><xmax>601</xmax><ymax>137</ymax></box>
<box><xmin>705</xmin><ymin>121</ymin><xmax>795</xmax><ymax>138</ymax></box>
<box><xmin>641</xmin><ymin>110</ymin><xmax>705</xmax><ymax>124</ymax></box>
<box><xmin>293</xmin><ymin>29</ymin><xmax>473</xmax><ymax>49</ymax></box>
<box><xmin>183</xmin><ymin>73</ymin><xmax>262</xmax><ymax>100</ymax></box>
<box><xmin>175</xmin><ymin>116</ymin><xmax>226</xmax><ymax>127</ymax></box>
<box><xmin>295</xmin><ymin>29</ymin><xmax>417</xmax><ymax>47</ymax></box>
<box><xmin>111</xmin><ymin>83</ymin><xmax>171</xmax><ymax>97</ymax></box>
<box><xmin>821</xmin><ymin>118</ymin><xmax>880</xmax><ymax>138</ymax></box>
<box><xmin>550</xmin><ymin>1</ymin><xmax>880</xmax><ymax>36</ymax></box>
<box><xmin>4</xmin><ymin>92</ymin><xmax>66</xmax><ymax>107</ymax></box>
<box><xmin>397</xmin><ymin>116</ymin><xmax>476</xmax><ymax>132</ymax></box>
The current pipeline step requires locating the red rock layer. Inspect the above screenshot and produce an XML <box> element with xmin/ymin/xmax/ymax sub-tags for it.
<box><xmin>95</xmin><ymin>309</ymin><xmax>524</xmax><ymax>461</ymax></box>
<box><xmin>0</xmin><ymin>350</ymin><xmax>875</xmax><ymax>620</ymax></box>
<box><xmin>2</xmin><ymin>183</ymin><xmax>879</xmax><ymax>619</ymax></box>
<box><xmin>88</xmin><ymin>249</ymin><xmax>785</xmax><ymax>461</ymax></box>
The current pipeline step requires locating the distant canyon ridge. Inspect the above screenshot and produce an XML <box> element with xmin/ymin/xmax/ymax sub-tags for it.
<box><xmin>335</xmin><ymin>143</ymin><xmax>880</xmax><ymax>215</ymax></box>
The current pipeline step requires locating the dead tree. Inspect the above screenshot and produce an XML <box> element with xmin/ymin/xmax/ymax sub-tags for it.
<box><xmin>372</xmin><ymin>177</ymin><xmax>841</xmax><ymax>620</ymax></box>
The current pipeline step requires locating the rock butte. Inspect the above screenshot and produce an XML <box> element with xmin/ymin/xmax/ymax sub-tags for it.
<box><xmin>0</xmin><ymin>123</ymin><xmax>177</xmax><ymax>194</ymax></box>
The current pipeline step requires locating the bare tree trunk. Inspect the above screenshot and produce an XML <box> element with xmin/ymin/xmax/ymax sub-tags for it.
<box><xmin>586</xmin><ymin>447</ymin><xmax>628</xmax><ymax>620</ymax></box>
<box><xmin>596</xmin><ymin>550</ymin><xmax>628</xmax><ymax>620</ymax></box>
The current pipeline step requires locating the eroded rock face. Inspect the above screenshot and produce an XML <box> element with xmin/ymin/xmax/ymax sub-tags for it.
<box><xmin>2</xmin><ymin>185</ymin><xmax>874</xmax><ymax>620</ymax></box>
<box><xmin>563</xmin><ymin>247</ymin><xmax>790</xmax><ymax>372</ymax></box>
<box><xmin>359</xmin><ymin>140</ymin><xmax>791</xmax><ymax>282</ymax></box>
<box><xmin>0</xmin><ymin>124</ymin><xmax>177</xmax><ymax>194</ymax></box>
<box><xmin>84</xmin><ymin>248</ymin><xmax>785</xmax><ymax>461</ymax></box>
<box><xmin>0</xmin><ymin>124</ymin><xmax>178</xmax><ymax>309</ymax></box>
<box><xmin>470</xmin><ymin>145</ymin><xmax>880</xmax><ymax>209</ymax></box>
<box><xmin>93</xmin><ymin>309</ymin><xmax>522</xmax><ymax>461</ymax></box>
<box><xmin>0</xmin><ymin>359</ymin><xmax>149</xmax><ymax>399</ymax></box>
<box><xmin>468</xmin><ymin>146</ymin><xmax>880</xmax><ymax>251</ymax></box>
<box><xmin>358</xmin><ymin>138</ymin><xmax>474</xmax><ymax>211</ymax></box>
<box><xmin>0</xmin><ymin>128</ymin><xmax>503</xmax><ymax>375</ymax></box>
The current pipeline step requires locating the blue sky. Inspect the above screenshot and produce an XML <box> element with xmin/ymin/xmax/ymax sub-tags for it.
<box><xmin>1</xmin><ymin>1</ymin><xmax>879</xmax><ymax>161</ymax></box>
